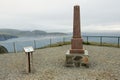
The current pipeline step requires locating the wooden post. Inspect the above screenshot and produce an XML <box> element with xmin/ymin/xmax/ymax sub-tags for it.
<box><xmin>28</xmin><ymin>52</ymin><xmax>31</xmax><ymax>73</ymax></box>
<box><xmin>24</xmin><ymin>46</ymin><xmax>34</xmax><ymax>73</ymax></box>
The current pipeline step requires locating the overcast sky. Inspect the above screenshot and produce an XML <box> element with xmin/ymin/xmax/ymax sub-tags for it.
<box><xmin>0</xmin><ymin>0</ymin><xmax>120</xmax><ymax>32</ymax></box>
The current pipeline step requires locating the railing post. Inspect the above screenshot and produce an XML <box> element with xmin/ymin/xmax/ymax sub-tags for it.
<box><xmin>50</xmin><ymin>38</ymin><xmax>52</xmax><ymax>47</ymax></box>
<box><xmin>100</xmin><ymin>36</ymin><xmax>102</xmax><ymax>46</ymax></box>
<box><xmin>118</xmin><ymin>37</ymin><xmax>119</xmax><ymax>48</ymax></box>
<box><xmin>87</xmin><ymin>36</ymin><xmax>88</xmax><ymax>44</ymax></box>
<box><xmin>63</xmin><ymin>37</ymin><xmax>65</xmax><ymax>45</ymax></box>
<box><xmin>13</xmin><ymin>42</ymin><xmax>17</xmax><ymax>53</ymax></box>
<box><xmin>34</xmin><ymin>40</ymin><xmax>36</xmax><ymax>50</ymax></box>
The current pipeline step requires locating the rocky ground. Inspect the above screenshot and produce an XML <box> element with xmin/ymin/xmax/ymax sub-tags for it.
<box><xmin>0</xmin><ymin>45</ymin><xmax>120</xmax><ymax>80</ymax></box>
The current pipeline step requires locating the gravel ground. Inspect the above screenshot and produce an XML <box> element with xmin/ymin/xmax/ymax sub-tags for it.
<box><xmin>0</xmin><ymin>45</ymin><xmax>120</xmax><ymax>80</ymax></box>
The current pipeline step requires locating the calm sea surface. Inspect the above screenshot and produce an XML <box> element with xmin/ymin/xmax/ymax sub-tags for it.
<box><xmin>0</xmin><ymin>35</ymin><xmax>119</xmax><ymax>53</ymax></box>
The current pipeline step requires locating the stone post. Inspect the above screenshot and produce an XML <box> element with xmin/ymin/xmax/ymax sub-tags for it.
<box><xmin>70</xmin><ymin>5</ymin><xmax>84</xmax><ymax>54</ymax></box>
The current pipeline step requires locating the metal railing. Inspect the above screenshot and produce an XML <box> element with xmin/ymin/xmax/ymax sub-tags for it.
<box><xmin>0</xmin><ymin>36</ymin><xmax>71</xmax><ymax>53</ymax></box>
<box><xmin>82</xmin><ymin>36</ymin><xmax>120</xmax><ymax>48</ymax></box>
<box><xmin>0</xmin><ymin>36</ymin><xmax>120</xmax><ymax>53</ymax></box>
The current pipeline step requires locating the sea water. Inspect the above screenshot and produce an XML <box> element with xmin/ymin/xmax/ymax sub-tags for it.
<box><xmin>0</xmin><ymin>36</ymin><xmax>71</xmax><ymax>53</ymax></box>
<box><xmin>0</xmin><ymin>35</ymin><xmax>119</xmax><ymax>53</ymax></box>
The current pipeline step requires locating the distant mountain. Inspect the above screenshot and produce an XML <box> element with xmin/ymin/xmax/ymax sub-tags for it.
<box><xmin>0</xmin><ymin>29</ymin><xmax>67</xmax><ymax>37</ymax></box>
<box><xmin>47</xmin><ymin>32</ymin><xmax>67</xmax><ymax>36</ymax></box>
<box><xmin>0</xmin><ymin>29</ymin><xmax>47</xmax><ymax>36</ymax></box>
<box><xmin>0</xmin><ymin>29</ymin><xmax>21</xmax><ymax>35</ymax></box>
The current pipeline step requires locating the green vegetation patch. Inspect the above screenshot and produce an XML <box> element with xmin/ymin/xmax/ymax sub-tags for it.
<box><xmin>39</xmin><ymin>41</ymin><xmax>71</xmax><ymax>49</ymax></box>
<box><xmin>83</xmin><ymin>41</ymin><xmax>119</xmax><ymax>48</ymax></box>
<box><xmin>0</xmin><ymin>45</ymin><xmax>8</xmax><ymax>54</ymax></box>
<box><xmin>37</xmin><ymin>41</ymin><xmax>119</xmax><ymax>50</ymax></box>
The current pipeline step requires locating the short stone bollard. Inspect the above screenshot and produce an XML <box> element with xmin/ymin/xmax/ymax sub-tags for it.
<box><xmin>24</xmin><ymin>46</ymin><xmax>34</xmax><ymax>73</ymax></box>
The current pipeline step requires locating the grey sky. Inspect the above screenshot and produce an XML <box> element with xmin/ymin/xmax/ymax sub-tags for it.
<box><xmin>0</xmin><ymin>0</ymin><xmax>120</xmax><ymax>32</ymax></box>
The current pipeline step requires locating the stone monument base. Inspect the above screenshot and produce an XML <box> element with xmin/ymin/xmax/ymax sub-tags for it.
<box><xmin>70</xmin><ymin>49</ymin><xmax>84</xmax><ymax>53</ymax></box>
<box><xmin>65</xmin><ymin>50</ymin><xmax>89</xmax><ymax>68</ymax></box>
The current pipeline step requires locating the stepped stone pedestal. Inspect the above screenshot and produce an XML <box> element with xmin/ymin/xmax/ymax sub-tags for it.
<box><xmin>65</xmin><ymin>5</ymin><xmax>89</xmax><ymax>67</ymax></box>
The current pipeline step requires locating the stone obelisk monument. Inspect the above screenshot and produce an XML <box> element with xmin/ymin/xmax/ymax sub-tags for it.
<box><xmin>66</xmin><ymin>5</ymin><xmax>89</xmax><ymax>67</ymax></box>
<box><xmin>70</xmin><ymin>5</ymin><xmax>84</xmax><ymax>54</ymax></box>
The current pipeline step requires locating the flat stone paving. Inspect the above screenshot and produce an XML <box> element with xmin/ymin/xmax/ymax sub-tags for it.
<box><xmin>0</xmin><ymin>45</ymin><xmax>120</xmax><ymax>80</ymax></box>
